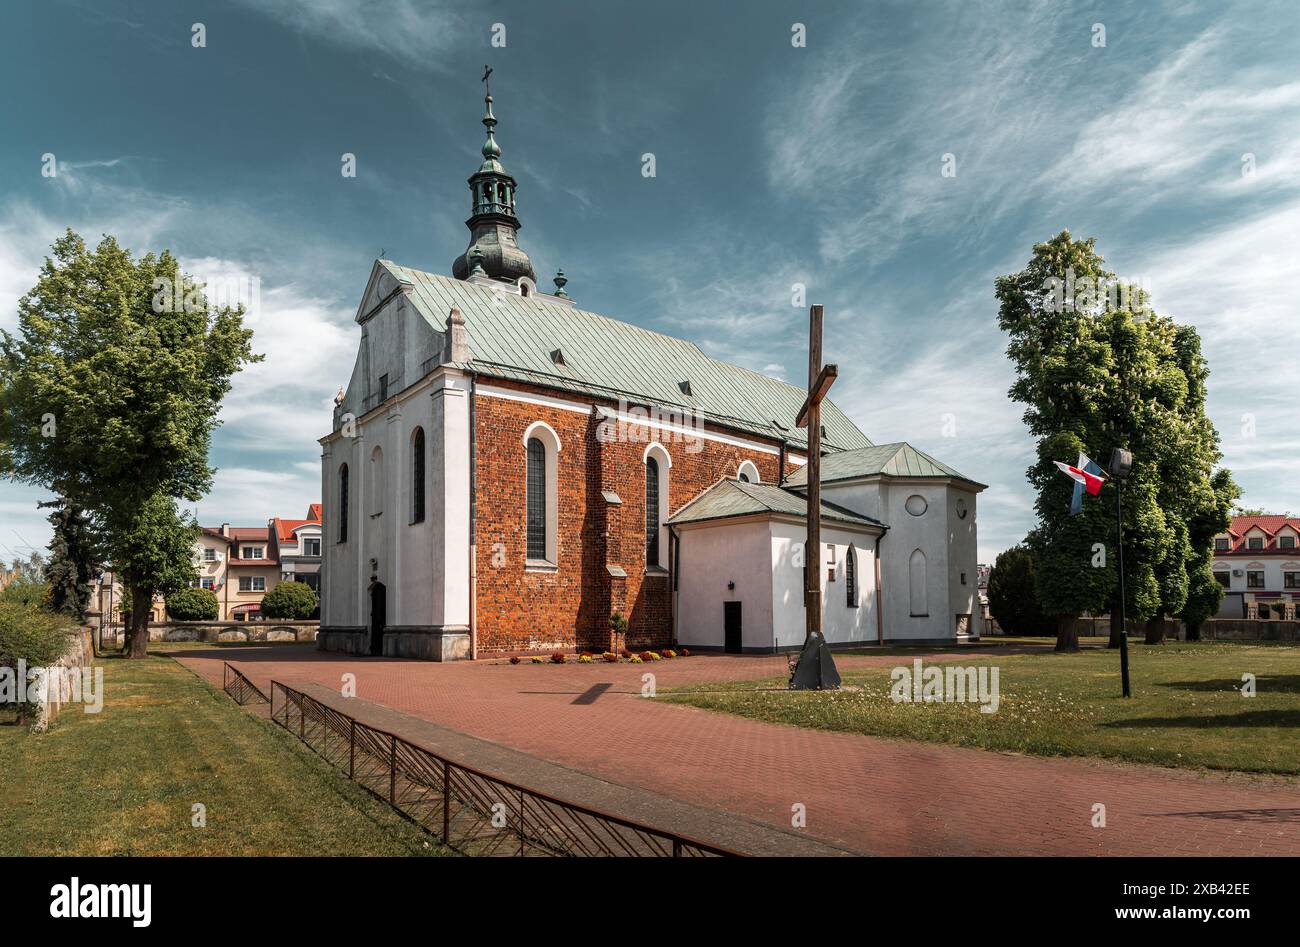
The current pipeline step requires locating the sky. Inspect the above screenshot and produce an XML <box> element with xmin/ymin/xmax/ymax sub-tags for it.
<box><xmin>1</xmin><ymin>0</ymin><xmax>1298</xmax><ymax>566</ymax></box>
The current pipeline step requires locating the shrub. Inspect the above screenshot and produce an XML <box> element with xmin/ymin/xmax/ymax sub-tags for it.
<box><xmin>0</xmin><ymin>577</ymin><xmax>51</xmax><ymax>609</ymax></box>
<box><xmin>0</xmin><ymin>603</ymin><xmax>76</xmax><ymax>722</ymax></box>
<box><xmin>601</xmin><ymin>652</ymin><xmax>619</xmax><ymax>663</ymax></box>
<box><xmin>530</xmin><ymin>655</ymin><xmax>544</xmax><ymax>664</ymax></box>
<box><xmin>260</xmin><ymin>580</ymin><xmax>319</xmax><ymax>620</ymax></box>
<box><xmin>661</xmin><ymin>649</ymin><xmax>676</xmax><ymax>659</ymax></box>
<box><xmin>609</xmin><ymin>611</ymin><xmax>629</xmax><ymax>637</ymax></box>
<box><xmin>619</xmin><ymin>648</ymin><xmax>633</xmax><ymax>659</ymax></box>
<box><xmin>987</xmin><ymin>544</ymin><xmax>1054</xmax><ymax>635</ymax></box>
<box><xmin>579</xmin><ymin>654</ymin><xmax>593</xmax><ymax>663</ymax></box>
<box><xmin>680</xmin><ymin>648</ymin><xmax>691</xmax><ymax>657</ymax></box>
<box><xmin>640</xmin><ymin>651</ymin><xmax>661</xmax><ymax>662</ymax></box>
<box><xmin>629</xmin><ymin>655</ymin><xmax>643</xmax><ymax>664</ymax></box>
<box><xmin>509</xmin><ymin>655</ymin><xmax>521</xmax><ymax>665</ymax></box>
<box><xmin>166</xmin><ymin>586</ymin><xmax>219</xmax><ymax>621</ymax></box>
<box><xmin>550</xmin><ymin>651</ymin><xmax>567</xmax><ymax>664</ymax></box>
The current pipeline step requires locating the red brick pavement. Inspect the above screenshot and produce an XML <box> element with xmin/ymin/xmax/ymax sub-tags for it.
<box><xmin>174</xmin><ymin>647</ymin><xmax>1300</xmax><ymax>855</ymax></box>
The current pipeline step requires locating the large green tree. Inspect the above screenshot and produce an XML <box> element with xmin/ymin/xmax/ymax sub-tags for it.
<box><xmin>0</xmin><ymin>230</ymin><xmax>258</xmax><ymax>656</ymax></box>
<box><xmin>997</xmin><ymin>231</ymin><xmax>1235</xmax><ymax>652</ymax></box>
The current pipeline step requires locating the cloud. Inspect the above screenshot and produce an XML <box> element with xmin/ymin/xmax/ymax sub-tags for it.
<box><xmin>236</xmin><ymin>0</ymin><xmax>465</xmax><ymax>71</ymax></box>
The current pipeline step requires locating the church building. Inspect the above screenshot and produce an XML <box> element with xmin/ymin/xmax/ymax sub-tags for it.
<box><xmin>318</xmin><ymin>85</ymin><xmax>984</xmax><ymax>660</ymax></box>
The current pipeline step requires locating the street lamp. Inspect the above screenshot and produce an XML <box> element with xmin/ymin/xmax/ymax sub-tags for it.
<box><xmin>1110</xmin><ymin>448</ymin><xmax>1133</xmax><ymax>698</ymax></box>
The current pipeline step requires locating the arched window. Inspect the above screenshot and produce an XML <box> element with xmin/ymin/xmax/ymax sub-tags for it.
<box><xmin>909</xmin><ymin>548</ymin><xmax>928</xmax><ymax>617</ymax></box>
<box><xmin>645</xmin><ymin>457</ymin><xmax>660</xmax><ymax>566</ymax></box>
<box><xmin>737</xmin><ymin>460</ymin><xmax>760</xmax><ymax>484</ymax></box>
<box><xmin>846</xmin><ymin>544</ymin><xmax>858</xmax><ymax>607</ymax></box>
<box><xmin>338</xmin><ymin>464</ymin><xmax>349</xmax><ymax>543</ymax></box>
<box><xmin>643</xmin><ymin>443</ymin><xmax>672</xmax><ymax>569</ymax></box>
<box><xmin>522</xmin><ymin>421</ymin><xmax>561</xmax><ymax>565</ymax></box>
<box><xmin>368</xmin><ymin>446</ymin><xmax>385</xmax><ymax>518</ymax></box>
<box><xmin>411</xmin><ymin>427</ymin><xmax>425</xmax><ymax>524</ymax></box>
<box><xmin>526</xmin><ymin>437</ymin><xmax>547</xmax><ymax>560</ymax></box>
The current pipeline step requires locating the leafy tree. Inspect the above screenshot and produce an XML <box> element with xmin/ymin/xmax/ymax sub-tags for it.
<box><xmin>986</xmin><ymin>545</ymin><xmax>1054</xmax><ymax>635</ymax></box>
<box><xmin>260</xmin><ymin>580</ymin><xmax>318</xmax><ymax>619</ymax></box>
<box><xmin>41</xmin><ymin>498</ymin><xmax>100</xmax><ymax>622</ymax></box>
<box><xmin>166</xmin><ymin>586</ymin><xmax>219</xmax><ymax>621</ymax></box>
<box><xmin>0</xmin><ymin>231</ymin><xmax>259</xmax><ymax>657</ymax></box>
<box><xmin>998</xmin><ymin>231</ymin><xmax>1234</xmax><ymax>651</ymax></box>
<box><xmin>0</xmin><ymin>575</ymin><xmax>51</xmax><ymax>609</ymax></box>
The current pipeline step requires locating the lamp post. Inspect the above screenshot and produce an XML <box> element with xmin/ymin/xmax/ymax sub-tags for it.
<box><xmin>1110</xmin><ymin>448</ymin><xmax>1133</xmax><ymax>698</ymax></box>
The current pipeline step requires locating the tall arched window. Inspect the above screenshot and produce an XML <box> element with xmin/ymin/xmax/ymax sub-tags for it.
<box><xmin>643</xmin><ymin>443</ymin><xmax>672</xmax><ymax>569</ymax></box>
<box><xmin>338</xmin><ymin>464</ymin><xmax>350</xmax><ymax>542</ymax></box>
<box><xmin>846</xmin><ymin>544</ymin><xmax>858</xmax><ymax>607</ymax></box>
<box><xmin>526</xmin><ymin>437</ymin><xmax>547</xmax><ymax>560</ymax></box>
<box><xmin>909</xmin><ymin>548</ymin><xmax>928</xmax><ymax>617</ymax></box>
<box><xmin>522</xmin><ymin>421</ymin><xmax>561</xmax><ymax>565</ymax></box>
<box><xmin>411</xmin><ymin>427</ymin><xmax>426</xmax><ymax>524</ymax></box>
<box><xmin>645</xmin><ymin>457</ymin><xmax>660</xmax><ymax>566</ymax></box>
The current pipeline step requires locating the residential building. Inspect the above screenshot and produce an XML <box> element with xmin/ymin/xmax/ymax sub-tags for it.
<box><xmin>271</xmin><ymin>504</ymin><xmax>324</xmax><ymax>592</ymax></box>
<box><xmin>1211</xmin><ymin>515</ymin><xmax>1300</xmax><ymax>619</ymax></box>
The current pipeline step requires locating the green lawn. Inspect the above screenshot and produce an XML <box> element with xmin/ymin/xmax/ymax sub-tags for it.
<box><xmin>0</xmin><ymin>652</ymin><xmax>448</xmax><ymax>855</ymax></box>
<box><xmin>665</xmin><ymin>641</ymin><xmax>1300</xmax><ymax>775</ymax></box>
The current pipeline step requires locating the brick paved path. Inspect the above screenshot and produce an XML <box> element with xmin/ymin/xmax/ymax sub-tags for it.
<box><xmin>175</xmin><ymin>647</ymin><xmax>1300</xmax><ymax>855</ymax></box>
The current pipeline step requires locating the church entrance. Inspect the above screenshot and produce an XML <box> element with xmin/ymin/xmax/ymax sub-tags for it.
<box><xmin>369</xmin><ymin>581</ymin><xmax>386</xmax><ymax>656</ymax></box>
<box><xmin>724</xmin><ymin>601</ymin><xmax>742</xmax><ymax>654</ymax></box>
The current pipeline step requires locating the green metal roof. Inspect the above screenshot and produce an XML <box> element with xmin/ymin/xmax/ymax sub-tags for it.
<box><xmin>667</xmin><ymin>479</ymin><xmax>886</xmax><ymax>530</ymax></box>
<box><xmin>783</xmin><ymin>442</ymin><xmax>984</xmax><ymax>488</ymax></box>
<box><xmin>381</xmin><ymin>262</ymin><xmax>872</xmax><ymax>452</ymax></box>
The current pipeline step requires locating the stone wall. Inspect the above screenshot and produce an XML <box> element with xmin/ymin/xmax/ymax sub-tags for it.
<box><xmin>99</xmin><ymin>620</ymin><xmax>318</xmax><ymax>644</ymax></box>
<box><xmin>32</xmin><ymin>628</ymin><xmax>94</xmax><ymax>733</ymax></box>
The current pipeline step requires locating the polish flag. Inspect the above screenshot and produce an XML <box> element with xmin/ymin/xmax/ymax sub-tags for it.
<box><xmin>1054</xmin><ymin>457</ymin><xmax>1105</xmax><ymax>495</ymax></box>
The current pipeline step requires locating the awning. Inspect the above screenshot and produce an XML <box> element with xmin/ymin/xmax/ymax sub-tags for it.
<box><xmin>231</xmin><ymin>603</ymin><xmax>261</xmax><ymax>612</ymax></box>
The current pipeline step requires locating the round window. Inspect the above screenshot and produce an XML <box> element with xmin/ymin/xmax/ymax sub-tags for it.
<box><xmin>905</xmin><ymin>494</ymin><xmax>928</xmax><ymax>517</ymax></box>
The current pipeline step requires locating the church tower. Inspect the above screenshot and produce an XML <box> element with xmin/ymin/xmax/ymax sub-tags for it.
<box><xmin>451</xmin><ymin>74</ymin><xmax>538</xmax><ymax>286</ymax></box>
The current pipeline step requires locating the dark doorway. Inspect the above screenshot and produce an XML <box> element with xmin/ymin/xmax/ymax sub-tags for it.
<box><xmin>369</xmin><ymin>582</ymin><xmax>386</xmax><ymax>656</ymax></box>
<box><xmin>724</xmin><ymin>601</ymin><xmax>742</xmax><ymax>654</ymax></box>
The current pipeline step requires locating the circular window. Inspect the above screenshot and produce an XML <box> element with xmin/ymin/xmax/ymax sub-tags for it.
<box><xmin>905</xmin><ymin>494</ymin><xmax>928</xmax><ymax>517</ymax></box>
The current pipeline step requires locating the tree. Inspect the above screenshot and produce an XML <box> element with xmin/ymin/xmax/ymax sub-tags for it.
<box><xmin>0</xmin><ymin>575</ymin><xmax>50</xmax><ymax>609</ymax></box>
<box><xmin>166</xmin><ymin>586</ymin><xmax>219</xmax><ymax>621</ymax></box>
<box><xmin>261</xmin><ymin>580</ymin><xmax>318</xmax><ymax>620</ymax></box>
<box><xmin>0</xmin><ymin>231</ymin><xmax>259</xmax><ymax>657</ymax></box>
<box><xmin>41</xmin><ymin>498</ymin><xmax>100</xmax><ymax>622</ymax></box>
<box><xmin>997</xmin><ymin>231</ymin><xmax>1234</xmax><ymax>651</ymax></box>
<box><xmin>986</xmin><ymin>545</ymin><xmax>1054</xmax><ymax>635</ymax></box>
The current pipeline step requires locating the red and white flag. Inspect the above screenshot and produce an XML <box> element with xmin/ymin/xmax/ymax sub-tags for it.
<box><xmin>1054</xmin><ymin>454</ymin><xmax>1105</xmax><ymax>496</ymax></box>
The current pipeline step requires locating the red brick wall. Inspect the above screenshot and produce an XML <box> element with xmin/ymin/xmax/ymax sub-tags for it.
<box><xmin>473</xmin><ymin>382</ymin><xmax>796</xmax><ymax>654</ymax></box>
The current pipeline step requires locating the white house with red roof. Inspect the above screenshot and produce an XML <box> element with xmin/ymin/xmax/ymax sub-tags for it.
<box><xmin>270</xmin><ymin>504</ymin><xmax>324</xmax><ymax>594</ymax></box>
<box><xmin>1211</xmin><ymin>515</ymin><xmax>1300</xmax><ymax>619</ymax></box>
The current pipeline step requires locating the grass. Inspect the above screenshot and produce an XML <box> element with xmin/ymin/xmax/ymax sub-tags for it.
<box><xmin>664</xmin><ymin>640</ymin><xmax>1300</xmax><ymax>775</ymax></box>
<box><xmin>0</xmin><ymin>651</ymin><xmax>449</xmax><ymax>855</ymax></box>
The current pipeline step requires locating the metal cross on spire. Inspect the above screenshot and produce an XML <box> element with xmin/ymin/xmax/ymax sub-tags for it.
<box><xmin>481</xmin><ymin>64</ymin><xmax>493</xmax><ymax>97</ymax></box>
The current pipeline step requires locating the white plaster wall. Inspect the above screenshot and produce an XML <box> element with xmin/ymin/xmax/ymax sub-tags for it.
<box><xmin>321</xmin><ymin>271</ymin><xmax>468</xmax><ymax>634</ymax></box>
<box><xmin>675</xmin><ymin>519</ymin><xmax>774</xmax><ymax>650</ymax></box>
<box><xmin>769</xmin><ymin>520</ymin><xmax>878</xmax><ymax>648</ymax></box>
<box><xmin>945</xmin><ymin>485</ymin><xmax>981</xmax><ymax>632</ymax></box>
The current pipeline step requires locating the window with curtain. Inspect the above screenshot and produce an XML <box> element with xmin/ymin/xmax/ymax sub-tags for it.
<box><xmin>526</xmin><ymin>437</ymin><xmax>547</xmax><ymax>560</ymax></box>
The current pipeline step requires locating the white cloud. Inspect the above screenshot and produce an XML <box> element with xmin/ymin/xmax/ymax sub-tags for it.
<box><xmin>236</xmin><ymin>0</ymin><xmax>465</xmax><ymax>71</ymax></box>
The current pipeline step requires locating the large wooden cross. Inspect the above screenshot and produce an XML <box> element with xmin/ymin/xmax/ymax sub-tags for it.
<box><xmin>795</xmin><ymin>304</ymin><xmax>838</xmax><ymax>642</ymax></box>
